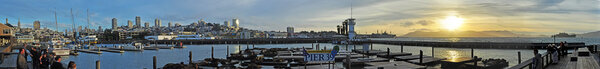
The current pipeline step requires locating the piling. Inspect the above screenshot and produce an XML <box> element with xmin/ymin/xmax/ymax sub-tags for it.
<box><xmin>346</xmin><ymin>44</ymin><xmax>348</xmax><ymax>51</ymax></box>
<box><xmin>401</xmin><ymin>45</ymin><xmax>404</xmax><ymax>52</ymax></box>
<box><xmin>518</xmin><ymin>51</ymin><xmax>521</xmax><ymax>63</ymax></box>
<box><xmin>189</xmin><ymin>51</ymin><xmax>192</xmax><ymax>63</ymax></box>
<box><xmin>211</xmin><ymin>46</ymin><xmax>214</xmax><ymax>59</ymax></box>
<box><xmin>153</xmin><ymin>56</ymin><xmax>157</xmax><ymax>69</ymax></box>
<box><xmin>238</xmin><ymin>45</ymin><xmax>241</xmax><ymax>53</ymax></box>
<box><xmin>471</xmin><ymin>48</ymin><xmax>474</xmax><ymax>58</ymax></box>
<box><xmin>370</xmin><ymin>43</ymin><xmax>373</xmax><ymax>50</ymax></box>
<box><xmin>252</xmin><ymin>44</ymin><xmax>255</xmax><ymax>49</ymax></box>
<box><xmin>473</xmin><ymin>56</ymin><xmax>478</xmax><ymax>67</ymax></box>
<box><xmin>353</xmin><ymin>45</ymin><xmax>356</xmax><ymax>50</ymax></box>
<box><xmin>96</xmin><ymin>60</ymin><xmax>100</xmax><ymax>69</ymax></box>
<box><xmin>387</xmin><ymin>47</ymin><xmax>390</xmax><ymax>56</ymax></box>
<box><xmin>227</xmin><ymin>46</ymin><xmax>229</xmax><ymax>57</ymax></box>
<box><xmin>346</xmin><ymin>54</ymin><xmax>351</xmax><ymax>69</ymax></box>
<box><xmin>432</xmin><ymin>47</ymin><xmax>434</xmax><ymax>57</ymax></box>
<box><xmin>419</xmin><ymin>50</ymin><xmax>423</xmax><ymax>64</ymax></box>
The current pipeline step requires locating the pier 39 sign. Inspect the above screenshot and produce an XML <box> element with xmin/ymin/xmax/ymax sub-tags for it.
<box><xmin>303</xmin><ymin>46</ymin><xmax>339</xmax><ymax>61</ymax></box>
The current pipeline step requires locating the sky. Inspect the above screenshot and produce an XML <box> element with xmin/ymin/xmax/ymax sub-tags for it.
<box><xmin>0</xmin><ymin>0</ymin><xmax>598</xmax><ymax>35</ymax></box>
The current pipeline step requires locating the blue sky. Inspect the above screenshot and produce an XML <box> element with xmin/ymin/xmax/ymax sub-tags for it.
<box><xmin>1</xmin><ymin>0</ymin><xmax>599</xmax><ymax>35</ymax></box>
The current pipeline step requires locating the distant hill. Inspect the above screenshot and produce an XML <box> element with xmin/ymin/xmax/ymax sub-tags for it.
<box><xmin>402</xmin><ymin>31</ymin><xmax>535</xmax><ymax>37</ymax></box>
<box><xmin>578</xmin><ymin>31</ymin><xmax>600</xmax><ymax>37</ymax></box>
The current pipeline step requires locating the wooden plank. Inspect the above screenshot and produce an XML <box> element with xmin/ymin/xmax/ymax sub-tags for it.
<box><xmin>577</xmin><ymin>56</ymin><xmax>600</xmax><ymax>69</ymax></box>
<box><xmin>0</xmin><ymin>55</ymin><xmax>17</xmax><ymax>68</ymax></box>
<box><xmin>407</xmin><ymin>57</ymin><xmax>444</xmax><ymax>65</ymax></box>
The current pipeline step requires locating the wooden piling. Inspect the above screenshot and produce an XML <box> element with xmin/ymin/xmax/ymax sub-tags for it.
<box><xmin>432</xmin><ymin>47</ymin><xmax>434</xmax><ymax>57</ymax></box>
<box><xmin>370</xmin><ymin>43</ymin><xmax>373</xmax><ymax>50</ymax></box>
<box><xmin>211</xmin><ymin>46</ymin><xmax>214</xmax><ymax>59</ymax></box>
<box><xmin>419</xmin><ymin>50</ymin><xmax>423</xmax><ymax>64</ymax></box>
<box><xmin>401</xmin><ymin>45</ymin><xmax>404</xmax><ymax>53</ymax></box>
<box><xmin>518</xmin><ymin>51</ymin><xmax>521</xmax><ymax>63</ymax></box>
<box><xmin>227</xmin><ymin>46</ymin><xmax>229</xmax><ymax>57</ymax></box>
<box><xmin>471</xmin><ymin>48</ymin><xmax>474</xmax><ymax>58</ymax></box>
<box><xmin>387</xmin><ymin>47</ymin><xmax>390</xmax><ymax>56</ymax></box>
<box><xmin>153</xmin><ymin>56</ymin><xmax>157</xmax><ymax>69</ymax></box>
<box><xmin>189</xmin><ymin>51</ymin><xmax>192</xmax><ymax>63</ymax></box>
<box><xmin>473</xmin><ymin>56</ymin><xmax>478</xmax><ymax>67</ymax></box>
<box><xmin>96</xmin><ymin>60</ymin><xmax>100</xmax><ymax>69</ymax></box>
<box><xmin>346</xmin><ymin>54</ymin><xmax>351</xmax><ymax>69</ymax></box>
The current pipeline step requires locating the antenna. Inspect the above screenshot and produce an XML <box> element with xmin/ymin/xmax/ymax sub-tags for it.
<box><xmin>54</xmin><ymin>8</ymin><xmax>58</xmax><ymax>31</ymax></box>
<box><xmin>350</xmin><ymin>0</ymin><xmax>353</xmax><ymax>18</ymax></box>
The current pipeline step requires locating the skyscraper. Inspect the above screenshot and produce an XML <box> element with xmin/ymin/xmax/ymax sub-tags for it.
<box><xmin>33</xmin><ymin>21</ymin><xmax>40</xmax><ymax>30</ymax></box>
<box><xmin>155</xmin><ymin>18</ymin><xmax>161</xmax><ymax>28</ymax></box>
<box><xmin>128</xmin><ymin>20</ymin><xmax>133</xmax><ymax>28</ymax></box>
<box><xmin>17</xmin><ymin>18</ymin><xmax>20</xmax><ymax>29</ymax></box>
<box><xmin>112</xmin><ymin>18</ymin><xmax>117</xmax><ymax>30</ymax></box>
<box><xmin>224</xmin><ymin>21</ymin><xmax>230</xmax><ymax>27</ymax></box>
<box><xmin>232</xmin><ymin>18</ymin><xmax>239</xmax><ymax>28</ymax></box>
<box><xmin>168</xmin><ymin>22</ymin><xmax>172</xmax><ymax>27</ymax></box>
<box><xmin>145</xmin><ymin>22</ymin><xmax>149</xmax><ymax>28</ymax></box>
<box><xmin>98</xmin><ymin>26</ymin><xmax>102</xmax><ymax>32</ymax></box>
<box><xmin>135</xmin><ymin>16</ymin><xmax>141</xmax><ymax>28</ymax></box>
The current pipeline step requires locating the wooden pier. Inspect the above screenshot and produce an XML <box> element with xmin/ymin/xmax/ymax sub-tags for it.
<box><xmin>510</xmin><ymin>45</ymin><xmax>600</xmax><ymax>69</ymax></box>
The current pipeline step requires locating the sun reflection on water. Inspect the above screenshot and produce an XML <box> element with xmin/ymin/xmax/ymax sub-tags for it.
<box><xmin>445</xmin><ymin>50</ymin><xmax>461</xmax><ymax>62</ymax></box>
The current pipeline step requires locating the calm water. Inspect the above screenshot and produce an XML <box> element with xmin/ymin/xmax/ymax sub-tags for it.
<box><xmin>55</xmin><ymin>42</ymin><xmax>550</xmax><ymax>69</ymax></box>
<box><xmin>371</xmin><ymin>37</ymin><xmax>600</xmax><ymax>45</ymax></box>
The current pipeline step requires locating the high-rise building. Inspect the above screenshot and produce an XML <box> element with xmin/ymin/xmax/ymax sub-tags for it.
<box><xmin>224</xmin><ymin>21</ymin><xmax>230</xmax><ymax>27</ymax></box>
<box><xmin>232</xmin><ymin>18</ymin><xmax>239</xmax><ymax>28</ymax></box>
<box><xmin>112</xmin><ymin>18</ymin><xmax>117</xmax><ymax>30</ymax></box>
<box><xmin>17</xmin><ymin>18</ymin><xmax>20</xmax><ymax>29</ymax></box>
<box><xmin>145</xmin><ymin>22</ymin><xmax>149</xmax><ymax>28</ymax></box>
<box><xmin>155</xmin><ymin>18</ymin><xmax>161</xmax><ymax>28</ymax></box>
<box><xmin>287</xmin><ymin>27</ymin><xmax>294</xmax><ymax>38</ymax></box>
<box><xmin>168</xmin><ymin>22</ymin><xmax>172</xmax><ymax>27</ymax></box>
<box><xmin>98</xmin><ymin>26</ymin><xmax>102</xmax><ymax>32</ymax></box>
<box><xmin>128</xmin><ymin>20</ymin><xmax>133</xmax><ymax>28</ymax></box>
<box><xmin>135</xmin><ymin>16</ymin><xmax>141</xmax><ymax>28</ymax></box>
<box><xmin>33</xmin><ymin>21</ymin><xmax>40</xmax><ymax>30</ymax></box>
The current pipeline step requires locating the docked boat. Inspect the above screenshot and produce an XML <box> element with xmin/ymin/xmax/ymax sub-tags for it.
<box><xmin>108</xmin><ymin>42</ymin><xmax>144</xmax><ymax>51</ymax></box>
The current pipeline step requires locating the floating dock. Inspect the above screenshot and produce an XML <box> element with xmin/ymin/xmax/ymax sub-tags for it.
<box><xmin>74</xmin><ymin>49</ymin><xmax>103</xmax><ymax>54</ymax></box>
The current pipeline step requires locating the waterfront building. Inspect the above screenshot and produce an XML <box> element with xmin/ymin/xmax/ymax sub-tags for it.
<box><xmin>4</xmin><ymin>18</ymin><xmax>7</xmax><ymax>24</ymax></box>
<box><xmin>0</xmin><ymin>23</ymin><xmax>13</xmax><ymax>37</ymax></box>
<box><xmin>112</xmin><ymin>18</ymin><xmax>117</xmax><ymax>30</ymax></box>
<box><xmin>287</xmin><ymin>27</ymin><xmax>294</xmax><ymax>38</ymax></box>
<box><xmin>155</xmin><ymin>18</ymin><xmax>161</xmax><ymax>28</ymax></box>
<box><xmin>33</xmin><ymin>21</ymin><xmax>40</xmax><ymax>30</ymax></box>
<box><xmin>127</xmin><ymin>20</ymin><xmax>133</xmax><ymax>28</ymax></box>
<box><xmin>135</xmin><ymin>16</ymin><xmax>141</xmax><ymax>28</ymax></box>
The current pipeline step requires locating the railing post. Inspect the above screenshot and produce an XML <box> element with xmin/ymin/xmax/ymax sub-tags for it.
<box><xmin>518</xmin><ymin>51</ymin><xmax>521</xmax><ymax>63</ymax></box>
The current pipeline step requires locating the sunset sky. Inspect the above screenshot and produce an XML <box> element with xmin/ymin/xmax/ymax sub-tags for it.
<box><xmin>1</xmin><ymin>0</ymin><xmax>598</xmax><ymax>35</ymax></box>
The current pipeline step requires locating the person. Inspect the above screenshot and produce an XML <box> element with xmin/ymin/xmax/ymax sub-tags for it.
<box><xmin>551</xmin><ymin>44</ymin><xmax>559</xmax><ymax>64</ymax></box>
<box><xmin>68</xmin><ymin>61</ymin><xmax>76</xmax><ymax>69</ymax></box>
<box><xmin>17</xmin><ymin>49</ymin><xmax>28</xmax><ymax>69</ymax></box>
<box><xmin>532</xmin><ymin>49</ymin><xmax>542</xmax><ymax>69</ymax></box>
<box><xmin>51</xmin><ymin>56</ymin><xmax>66</xmax><ymax>69</ymax></box>
<box><xmin>40</xmin><ymin>54</ymin><xmax>50</xmax><ymax>68</ymax></box>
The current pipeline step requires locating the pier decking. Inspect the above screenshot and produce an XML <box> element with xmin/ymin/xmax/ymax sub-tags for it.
<box><xmin>510</xmin><ymin>46</ymin><xmax>600</xmax><ymax>69</ymax></box>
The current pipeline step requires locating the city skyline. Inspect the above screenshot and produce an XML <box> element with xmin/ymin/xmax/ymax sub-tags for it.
<box><xmin>0</xmin><ymin>0</ymin><xmax>599</xmax><ymax>35</ymax></box>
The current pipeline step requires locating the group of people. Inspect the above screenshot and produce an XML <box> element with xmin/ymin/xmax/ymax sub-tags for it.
<box><xmin>531</xmin><ymin>41</ymin><xmax>568</xmax><ymax>69</ymax></box>
<box><xmin>17</xmin><ymin>44</ymin><xmax>77</xmax><ymax>69</ymax></box>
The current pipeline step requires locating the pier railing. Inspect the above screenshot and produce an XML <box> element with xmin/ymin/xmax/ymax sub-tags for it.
<box><xmin>508</xmin><ymin>51</ymin><xmax>556</xmax><ymax>69</ymax></box>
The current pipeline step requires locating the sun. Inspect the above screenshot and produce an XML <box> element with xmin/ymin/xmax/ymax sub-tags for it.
<box><xmin>440</xmin><ymin>16</ymin><xmax>465</xmax><ymax>31</ymax></box>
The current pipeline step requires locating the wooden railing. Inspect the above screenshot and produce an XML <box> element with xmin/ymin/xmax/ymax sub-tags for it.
<box><xmin>509</xmin><ymin>51</ymin><xmax>560</xmax><ymax>69</ymax></box>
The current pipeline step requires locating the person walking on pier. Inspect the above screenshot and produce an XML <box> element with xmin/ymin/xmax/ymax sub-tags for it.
<box><xmin>51</xmin><ymin>56</ymin><xmax>66</xmax><ymax>69</ymax></box>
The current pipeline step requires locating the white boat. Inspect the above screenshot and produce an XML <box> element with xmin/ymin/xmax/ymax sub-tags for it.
<box><xmin>109</xmin><ymin>43</ymin><xmax>144</xmax><ymax>51</ymax></box>
<box><xmin>78</xmin><ymin>35</ymin><xmax>98</xmax><ymax>44</ymax></box>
